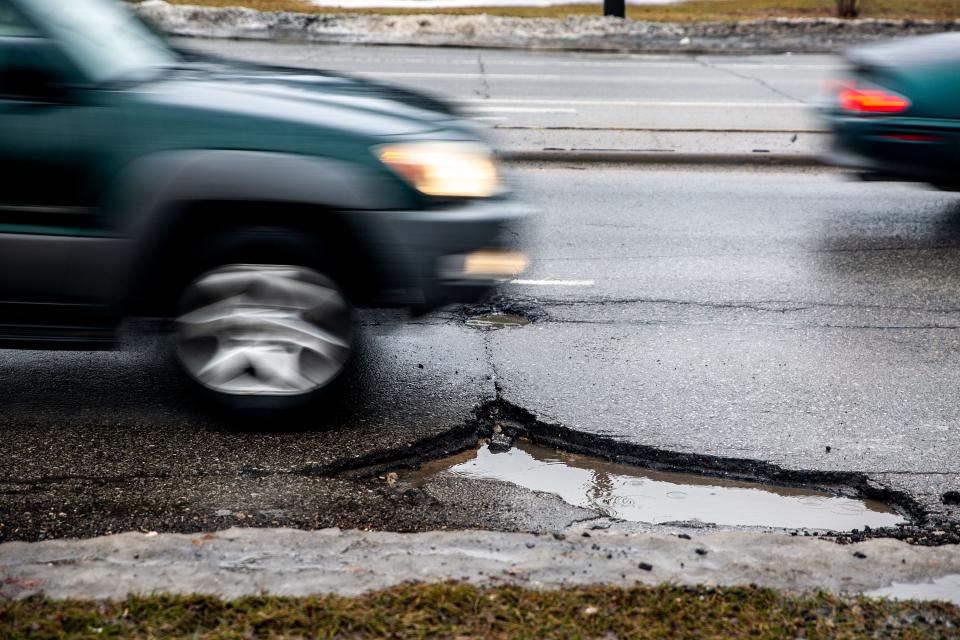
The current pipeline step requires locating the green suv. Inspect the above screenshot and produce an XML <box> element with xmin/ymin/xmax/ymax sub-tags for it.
<box><xmin>0</xmin><ymin>0</ymin><xmax>527</xmax><ymax>412</ymax></box>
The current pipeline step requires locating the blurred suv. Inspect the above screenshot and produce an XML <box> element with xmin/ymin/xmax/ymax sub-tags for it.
<box><xmin>821</xmin><ymin>33</ymin><xmax>960</xmax><ymax>190</ymax></box>
<box><xmin>0</xmin><ymin>0</ymin><xmax>527</xmax><ymax>413</ymax></box>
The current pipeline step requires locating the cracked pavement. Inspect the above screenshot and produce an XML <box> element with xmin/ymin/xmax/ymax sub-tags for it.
<box><xmin>2</xmin><ymin>164</ymin><xmax>960</xmax><ymax>544</ymax></box>
<box><xmin>494</xmin><ymin>165</ymin><xmax>960</xmax><ymax>523</ymax></box>
<box><xmin>1</xmin><ymin>43</ymin><xmax>959</xmax><ymax>548</ymax></box>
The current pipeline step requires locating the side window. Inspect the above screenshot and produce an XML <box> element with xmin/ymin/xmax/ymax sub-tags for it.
<box><xmin>0</xmin><ymin>2</ymin><xmax>74</xmax><ymax>101</ymax></box>
<box><xmin>0</xmin><ymin>1</ymin><xmax>37</xmax><ymax>38</ymax></box>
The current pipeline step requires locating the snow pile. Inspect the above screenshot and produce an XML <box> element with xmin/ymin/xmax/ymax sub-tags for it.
<box><xmin>135</xmin><ymin>1</ymin><xmax>959</xmax><ymax>53</ymax></box>
<box><xmin>307</xmin><ymin>0</ymin><xmax>681</xmax><ymax>7</ymax></box>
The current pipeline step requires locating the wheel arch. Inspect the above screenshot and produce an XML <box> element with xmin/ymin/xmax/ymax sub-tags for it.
<box><xmin>105</xmin><ymin>150</ymin><xmax>404</xmax><ymax>314</ymax></box>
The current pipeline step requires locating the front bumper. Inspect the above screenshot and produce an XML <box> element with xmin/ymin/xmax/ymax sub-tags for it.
<box><xmin>343</xmin><ymin>198</ymin><xmax>530</xmax><ymax>310</ymax></box>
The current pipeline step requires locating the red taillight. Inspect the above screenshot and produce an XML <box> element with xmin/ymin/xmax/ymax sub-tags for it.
<box><xmin>837</xmin><ymin>85</ymin><xmax>910</xmax><ymax>114</ymax></box>
<box><xmin>879</xmin><ymin>134</ymin><xmax>942</xmax><ymax>143</ymax></box>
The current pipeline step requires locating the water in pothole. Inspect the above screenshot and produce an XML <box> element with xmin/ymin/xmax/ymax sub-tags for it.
<box><xmin>411</xmin><ymin>440</ymin><xmax>905</xmax><ymax>530</ymax></box>
<box><xmin>465</xmin><ymin>313</ymin><xmax>530</xmax><ymax>328</ymax></box>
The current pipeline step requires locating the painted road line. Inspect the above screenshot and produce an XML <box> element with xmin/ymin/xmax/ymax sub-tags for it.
<box><xmin>459</xmin><ymin>99</ymin><xmax>808</xmax><ymax>108</ymax></box>
<box><xmin>492</xmin><ymin>125</ymin><xmax>827</xmax><ymax>133</ymax></box>
<box><xmin>290</xmin><ymin>54</ymin><xmax>835</xmax><ymax>70</ymax></box>
<box><xmin>469</xmin><ymin>107</ymin><xmax>578</xmax><ymax>113</ymax></box>
<box><xmin>511</xmin><ymin>279</ymin><xmax>596</xmax><ymax>286</ymax></box>
<box><xmin>358</xmin><ymin>71</ymin><xmax>821</xmax><ymax>85</ymax></box>
<box><xmin>329</xmin><ymin>60</ymin><xmax>834</xmax><ymax>73</ymax></box>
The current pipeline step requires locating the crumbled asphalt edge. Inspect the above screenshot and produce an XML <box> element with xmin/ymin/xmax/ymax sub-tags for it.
<box><xmin>459</xmin><ymin>293</ymin><xmax>548</xmax><ymax>325</ymax></box>
<box><xmin>487</xmin><ymin>398</ymin><xmax>960</xmax><ymax>546</ymax></box>
<box><xmin>134</xmin><ymin>2</ymin><xmax>960</xmax><ymax>55</ymax></box>
<box><xmin>362</xmin><ymin>299</ymin><xmax>959</xmax><ymax>545</ymax></box>
<box><xmin>291</xmin><ymin>420</ymin><xmax>483</xmax><ymax>479</ymax></box>
<box><xmin>0</xmin><ymin>306</ymin><xmax>956</xmax><ymax>544</ymax></box>
<box><xmin>445</xmin><ymin>297</ymin><xmax>958</xmax><ymax>546</ymax></box>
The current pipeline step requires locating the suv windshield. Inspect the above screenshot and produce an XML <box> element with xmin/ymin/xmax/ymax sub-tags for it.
<box><xmin>19</xmin><ymin>0</ymin><xmax>176</xmax><ymax>83</ymax></box>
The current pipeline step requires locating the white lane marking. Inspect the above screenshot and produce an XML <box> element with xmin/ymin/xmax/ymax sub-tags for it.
<box><xmin>243</xmin><ymin>49</ymin><xmax>835</xmax><ymax>70</ymax></box>
<box><xmin>511</xmin><ymin>279</ymin><xmax>596</xmax><ymax>286</ymax></box>
<box><xmin>472</xmin><ymin>116</ymin><xmax>508</xmax><ymax>121</ymax></box>
<box><xmin>469</xmin><ymin>107</ymin><xmax>577</xmax><ymax>113</ymax></box>
<box><xmin>333</xmin><ymin>60</ymin><xmax>835</xmax><ymax>71</ymax></box>
<box><xmin>357</xmin><ymin>71</ymin><xmax>820</xmax><ymax>85</ymax></box>
<box><xmin>459</xmin><ymin>98</ymin><xmax>807</xmax><ymax>108</ymax></box>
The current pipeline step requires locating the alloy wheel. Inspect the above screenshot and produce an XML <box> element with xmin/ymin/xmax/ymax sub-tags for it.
<box><xmin>175</xmin><ymin>264</ymin><xmax>352</xmax><ymax>396</ymax></box>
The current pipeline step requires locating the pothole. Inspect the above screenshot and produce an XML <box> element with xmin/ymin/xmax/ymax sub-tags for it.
<box><xmin>465</xmin><ymin>313</ymin><xmax>530</xmax><ymax>329</ymax></box>
<box><xmin>408</xmin><ymin>439</ymin><xmax>906</xmax><ymax>531</ymax></box>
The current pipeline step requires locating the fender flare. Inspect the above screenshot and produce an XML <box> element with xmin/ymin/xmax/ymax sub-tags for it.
<box><xmin>106</xmin><ymin>149</ymin><xmax>408</xmax><ymax>239</ymax></box>
<box><xmin>103</xmin><ymin>150</ymin><xmax>407</xmax><ymax>308</ymax></box>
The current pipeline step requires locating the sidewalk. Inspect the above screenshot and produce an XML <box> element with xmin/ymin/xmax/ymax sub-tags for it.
<box><xmin>2</xmin><ymin>526</ymin><xmax>958</xmax><ymax>602</ymax></box>
<box><xmin>493</xmin><ymin>128</ymin><xmax>828</xmax><ymax>164</ymax></box>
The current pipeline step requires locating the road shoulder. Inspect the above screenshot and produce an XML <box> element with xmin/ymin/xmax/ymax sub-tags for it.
<box><xmin>2</xmin><ymin>526</ymin><xmax>959</xmax><ymax>600</ymax></box>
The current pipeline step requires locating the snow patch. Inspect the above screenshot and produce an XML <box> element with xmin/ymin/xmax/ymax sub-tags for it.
<box><xmin>307</xmin><ymin>0</ymin><xmax>681</xmax><ymax>8</ymax></box>
<box><xmin>134</xmin><ymin>2</ymin><xmax>960</xmax><ymax>54</ymax></box>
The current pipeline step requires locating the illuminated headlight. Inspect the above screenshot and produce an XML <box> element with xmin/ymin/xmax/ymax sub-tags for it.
<box><xmin>377</xmin><ymin>142</ymin><xmax>502</xmax><ymax>198</ymax></box>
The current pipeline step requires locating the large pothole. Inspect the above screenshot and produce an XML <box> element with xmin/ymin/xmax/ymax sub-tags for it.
<box><xmin>407</xmin><ymin>439</ymin><xmax>906</xmax><ymax>531</ymax></box>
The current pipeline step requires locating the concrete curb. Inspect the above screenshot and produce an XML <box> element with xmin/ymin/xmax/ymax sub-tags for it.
<box><xmin>2</xmin><ymin>527</ymin><xmax>959</xmax><ymax>601</ymax></box>
<box><xmin>502</xmin><ymin>150</ymin><xmax>826</xmax><ymax>166</ymax></box>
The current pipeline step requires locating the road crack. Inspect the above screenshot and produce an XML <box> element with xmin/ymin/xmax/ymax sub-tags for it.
<box><xmin>485</xmin><ymin>398</ymin><xmax>928</xmax><ymax>527</ymax></box>
<box><xmin>693</xmin><ymin>56</ymin><xmax>806</xmax><ymax>104</ymax></box>
<box><xmin>496</xmin><ymin>294</ymin><xmax>960</xmax><ymax>316</ymax></box>
<box><xmin>474</xmin><ymin>53</ymin><xmax>491</xmax><ymax>100</ymax></box>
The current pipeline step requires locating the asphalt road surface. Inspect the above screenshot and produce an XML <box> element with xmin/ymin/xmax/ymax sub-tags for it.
<box><xmin>3</xmin><ymin>162</ymin><xmax>960</xmax><ymax>542</ymax></box>
<box><xmin>1</xmin><ymin>44</ymin><xmax>959</xmax><ymax>544</ymax></box>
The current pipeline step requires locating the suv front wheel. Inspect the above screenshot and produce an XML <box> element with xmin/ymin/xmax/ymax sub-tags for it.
<box><xmin>174</xmin><ymin>263</ymin><xmax>354</xmax><ymax>415</ymax></box>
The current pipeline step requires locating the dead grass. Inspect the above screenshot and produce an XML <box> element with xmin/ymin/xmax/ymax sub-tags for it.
<box><xmin>161</xmin><ymin>0</ymin><xmax>960</xmax><ymax>21</ymax></box>
<box><xmin>3</xmin><ymin>582</ymin><xmax>960</xmax><ymax>639</ymax></box>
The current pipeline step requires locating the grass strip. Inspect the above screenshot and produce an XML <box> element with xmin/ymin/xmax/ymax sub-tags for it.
<box><xmin>160</xmin><ymin>0</ymin><xmax>960</xmax><ymax>21</ymax></box>
<box><xmin>2</xmin><ymin>582</ymin><xmax>959</xmax><ymax>639</ymax></box>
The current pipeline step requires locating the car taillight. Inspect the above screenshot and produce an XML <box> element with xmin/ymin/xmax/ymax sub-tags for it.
<box><xmin>836</xmin><ymin>83</ymin><xmax>910</xmax><ymax>114</ymax></box>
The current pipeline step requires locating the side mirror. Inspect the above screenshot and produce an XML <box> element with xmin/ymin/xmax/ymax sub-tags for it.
<box><xmin>0</xmin><ymin>39</ymin><xmax>81</xmax><ymax>103</ymax></box>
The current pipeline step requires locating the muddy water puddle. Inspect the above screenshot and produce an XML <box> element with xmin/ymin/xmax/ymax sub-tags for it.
<box><xmin>465</xmin><ymin>313</ymin><xmax>530</xmax><ymax>328</ymax></box>
<box><xmin>411</xmin><ymin>440</ymin><xmax>905</xmax><ymax>531</ymax></box>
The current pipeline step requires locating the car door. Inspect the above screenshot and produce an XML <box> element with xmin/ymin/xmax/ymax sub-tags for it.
<box><xmin>0</xmin><ymin>0</ymin><xmax>111</xmax><ymax>326</ymax></box>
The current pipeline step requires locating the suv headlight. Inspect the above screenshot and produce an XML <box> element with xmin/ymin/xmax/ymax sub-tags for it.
<box><xmin>377</xmin><ymin>142</ymin><xmax>501</xmax><ymax>198</ymax></box>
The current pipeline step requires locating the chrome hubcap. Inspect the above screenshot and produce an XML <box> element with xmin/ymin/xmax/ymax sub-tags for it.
<box><xmin>175</xmin><ymin>264</ymin><xmax>352</xmax><ymax>396</ymax></box>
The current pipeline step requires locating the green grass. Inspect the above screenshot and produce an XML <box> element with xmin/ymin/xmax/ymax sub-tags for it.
<box><xmin>3</xmin><ymin>582</ymin><xmax>959</xmax><ymax>639</ymax></box>
<box><xmin>161</xmin><ymin>0</ymin><xmax>960</xmax><ymax>20</ymax></box>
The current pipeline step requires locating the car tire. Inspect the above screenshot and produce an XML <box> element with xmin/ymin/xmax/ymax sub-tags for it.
<box><xmin>173</xmin><ymin>260</ymin><xmax>354</xmax><ymax>417</ymax></box>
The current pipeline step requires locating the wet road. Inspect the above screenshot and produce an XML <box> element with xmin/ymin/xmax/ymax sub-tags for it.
<box><xmin>2</xmin><ymin>164</ymin><xmax>960</xmax><ymax>541</ymax></box>
<box><xmin>499</xmin><ymin>165</ymin><xmax>960</xmax><ymax>523</ymax></box>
